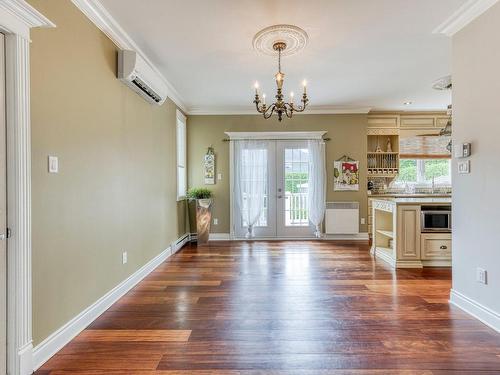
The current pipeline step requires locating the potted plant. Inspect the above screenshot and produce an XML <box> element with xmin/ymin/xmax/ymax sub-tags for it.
<box><xmin>187</xmin><ymin>188</ymin><xmax>213</xmax><ymax>245</ymax></box>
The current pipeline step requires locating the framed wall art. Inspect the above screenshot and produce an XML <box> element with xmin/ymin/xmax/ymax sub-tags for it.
<box><xmin>204</xmin><ymin>146</ymin><xmax>216</xmax><ymax>185</ymax></box>
<box><xmin>334</xmin><ymin>156</ymin><xmax>359</xmax><ymax>191</ymax></box>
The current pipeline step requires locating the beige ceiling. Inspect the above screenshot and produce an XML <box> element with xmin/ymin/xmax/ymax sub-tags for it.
<box><xmin>99</xmin><ymin>0</ymin><xmax>467</xmax><ymax>113</ymax></box>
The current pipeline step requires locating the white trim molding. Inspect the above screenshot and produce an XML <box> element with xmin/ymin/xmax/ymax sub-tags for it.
<box><xmin>0</xmin><ymin>0</ymin><xmax>55</xmax><ymax>40</ymax></box>
<box><xmin>450</xmin><ymin>289</ymin><xmax>500</xmax><ymax>333</ymax></box>
<box><xmin>225</xmin><ymin>131</ymin><xmax>327</xmax><ymax>141</ymax></box>
<box><xmin>70</xmin><ymin>0</ymin><xmax>188</xmax><ymax>113</ymax></box>
<box><xmin>0</xmin><ymin>3</ymin><xmax>55</xmax><ymax>374</ymax></box>
<box><xmin>433</xmin><ymin>0</ymin><xmax>500</xmax><ymax>36</ymax></box>
<box><xmin>32</xmin><ymin>235</ymin><xmax>190</xmax><ymax>371</ymax></box>
<box><xmin>188</xmin><ymin>105</ymin><xmax>372</xmax><ymax>116</ymax></box>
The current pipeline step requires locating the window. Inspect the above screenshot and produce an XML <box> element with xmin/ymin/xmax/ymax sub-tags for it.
<box><xmin>176</xmin><ymin>110</ymin><xmax>187</xmax><ymax>200</ymax></box>
<box><xmin>397</xmin><ymin>159</ymin><xmax>451</xmax><ymax>186</ymax></box>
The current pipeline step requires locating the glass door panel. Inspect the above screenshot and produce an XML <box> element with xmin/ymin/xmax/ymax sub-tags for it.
<box><xmin>233</xmin><ymin>141</ymin><xmax>276</xmax><ymax>238</ymax></box>
<box><xmin>277</xmin><ymin>141</ymin><xmax>314</xmax><ymax>237</ymax></box>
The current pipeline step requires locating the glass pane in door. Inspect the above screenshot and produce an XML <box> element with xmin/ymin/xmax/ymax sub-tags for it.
<box><xmin>240</xmin><ymin>148</ymin><xmax>268</xmax><ymax>227</ymax></box>
<box><xmin>284</xmin><ymin>146</ymin><xmax>309</xmax><ymax>226</ymax></box>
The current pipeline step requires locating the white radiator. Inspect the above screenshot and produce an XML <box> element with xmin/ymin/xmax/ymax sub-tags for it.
<box><xmin>325</xmin><ymin>202</ymin><xmax>359</xmax><ymax>234</ymax></box>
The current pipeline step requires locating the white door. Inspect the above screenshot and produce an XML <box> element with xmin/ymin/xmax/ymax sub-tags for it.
<box><xmin>276</xmin><ymin>141</ymin><xmax>314</xmax><ymax>237</ymax></box>
<box><xmin>0</xmin><ymin>33</ymin><xmax>6</xmax><ymax>375</ymax></box>
<box><xmin>233</xmin><ymin>140</ymin><xmax>314</xmax><ymax>238</ymax></box>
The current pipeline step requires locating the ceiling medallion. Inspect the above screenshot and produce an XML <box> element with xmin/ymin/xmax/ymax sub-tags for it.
<box><xmin>252</xmin><ymin>25</ymin><xmax>309</xmax><ymax>121</ymax></box>
<box><xmin>252</xmin><ymin>24</ymin><xmax>308</xmax><ymax>57</ymax></box>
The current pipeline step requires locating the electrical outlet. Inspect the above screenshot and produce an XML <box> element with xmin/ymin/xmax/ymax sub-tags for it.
<box><xmin>476</xmin><ymin>268</ymin><xmax>487</xmax><ymax>284</ymax></box>
<box><xmin>122</xmin><ymin>251</ymin><xmax>128</xmax><ymax>265</ymax></box>
<box><xmin>217</xmin><ymin>173</ymin><xmax>222</xmax><ymax>181</ymax></box>
<box><xmin>213</xmin><ymin>218</ymin><xmax>218</xmax><ymax>225</ymax></box>
<box><xmin>360</xmin><ymin>218</ymin><xmax>366</xmax><ymax>225</ymax></box>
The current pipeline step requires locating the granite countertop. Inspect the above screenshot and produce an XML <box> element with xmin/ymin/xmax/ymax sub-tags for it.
<box><xmin>368</xmin><ymin>194</ymin><xmax>451</xmax><ymax>198</ymax></box>
<box><xmin>374</xmin><ymin>197</ymin><xmax>452</xmax><ymax>204</ymax></box>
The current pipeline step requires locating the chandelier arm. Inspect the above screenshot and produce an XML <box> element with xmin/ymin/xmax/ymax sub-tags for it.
<box><xmin>284</xmin><ymin>103</ymin><xmax>294</xmax><ymax>118</ymax></box>
<box><xmin>263</xmin><ymin>105</ymin><xmax>275</xmax><ymax>119</ymax></box>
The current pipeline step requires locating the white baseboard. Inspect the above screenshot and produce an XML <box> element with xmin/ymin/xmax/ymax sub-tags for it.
<box><xmin>450</xmin><ymin>289</ymin><xmax>500</xmax><ymax>333</ymax></box>
<box><xmin>32</xmin><ymin>234</ymin><xmax>189</xmax><ymax>370</ymax></box>
<box><xmin>323</xmin><ymin>232</ymin><xmax>369</xmax><ymax>241</ymax></box>
<box><xmin>189</xmin><ymin>232</ymin><xmax>232</xmax><ymax>241</ymax></box>
<box><xmin>209</xmin><ymin>233</ymin><xmax>231</xmax><ymax>240</ymax></box>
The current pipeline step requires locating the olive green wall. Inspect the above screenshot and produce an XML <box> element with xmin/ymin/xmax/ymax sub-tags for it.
<box><xmin>187</xmin><ymin>114</ymin><xmax>368</xmax><ymax>234</ymax></box>
<box><xmin>29</xmin><ymin>0</ymin><xmax>187</xmax><ymax>345</ymax></box>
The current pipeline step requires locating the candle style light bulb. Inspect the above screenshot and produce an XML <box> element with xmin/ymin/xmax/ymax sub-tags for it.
<box><xmin>262</xmin><ymin>93</ymin><xmax>266</xmax><ymax>105</ymax></box>
<box><xmin>254</xmin><ymin>82</ymin><xmax>260</xmax><ymax>95</ymax></box>
<box><xmin>290</xmin><ymin>91</ymin><xmax>294</xmax><ymax>103</ymax></box>
<box><xmin>302</xmin><ymin>79</ymin><xmax>307</xmax><ymax>94</ymax></box>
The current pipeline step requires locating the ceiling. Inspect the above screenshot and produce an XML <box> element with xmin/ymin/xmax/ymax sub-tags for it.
<box><xmin>98</xmin><ymin>0</ymin><xmax>468</xmax><ymax>113</ymax></box>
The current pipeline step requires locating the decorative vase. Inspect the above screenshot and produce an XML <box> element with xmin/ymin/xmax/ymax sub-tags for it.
<box><xmin>196</xmin><ymin>198</ymin><xmax>212</xmax><ymax>245</ymax></box>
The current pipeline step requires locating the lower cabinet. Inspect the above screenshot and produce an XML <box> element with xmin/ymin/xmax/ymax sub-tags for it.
<box><xmin>421</xmin><ymin>233</ymin><xmax>452</xmax><ymax>260</ymax></box>
<box><xmin>397</xmin><ymin>205</ymin><xmax>421</xmax><ymax>260</ymax></box>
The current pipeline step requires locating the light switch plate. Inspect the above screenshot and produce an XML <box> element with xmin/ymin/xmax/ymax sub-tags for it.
<box><xmin>213</xmin><ymin>218</ymin><xmax>218</xmax><ymax>225</ymax></box>
<box><xmin>217</xmin><ymin>173</ymin><xmax>222</xmax><ymax>181</ymax></box>
<box><xmin>360</xmin><ymin>218</ymin><xmax>366</xmax><ymax>225</ymax></box>
<box><xmin>458</xmin><ymin>160</ymin><xmax>470</xmax><ymax>174</ymax></box>
<box><xmin>48</xmin><ymin>156</ymin><xmax>58</xmax><ymax>173</ymax></box>
<box><xmin>122</xmin><ymin>251</ymin><xmax>128</xmax><ymax>265</ymax></box>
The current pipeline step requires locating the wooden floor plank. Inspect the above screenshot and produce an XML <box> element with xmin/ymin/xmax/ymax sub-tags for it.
<box><xmin>35</xmin><ymin>241</ymin><xmax>500</xmax><ymax>374</ymax></box>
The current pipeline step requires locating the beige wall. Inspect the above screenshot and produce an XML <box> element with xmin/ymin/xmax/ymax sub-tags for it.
<box><xmin>187</xmin><ymin>114</ymin><xmax>368</xmax><ymax>234</ymax></box>
<box><xmin>452</xmin><ymin>2</ymin><xmax>500</xmax><ymax>318</ymax></box>
<box><xmin>29</xmin><ymin>0</ymin><xmax>187</xmax><ymax>345</ymax></box>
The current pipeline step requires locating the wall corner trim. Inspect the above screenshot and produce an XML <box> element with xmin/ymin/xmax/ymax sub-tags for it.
<box><xmin>32</xmin><ymin>236</ymin><xmax>187</xmax><ymax>371</ymax></box>
<box><xmin>70</xmin><ymin>0</ymin><xmax>188</xmax><ymax>113</ymax></box>
<box><xmin>433</xmin><ymin>0</ymin><xmax>500</xmax><ymax>36</ymax></box>
<box><xmin>449</xmin><ymin>289</ymin><xmax>500</xmax><ymax>333</ymax></box>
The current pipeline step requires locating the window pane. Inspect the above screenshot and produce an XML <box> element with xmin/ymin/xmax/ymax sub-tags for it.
<box><xmin>398</xmin><ymin>159</ymin><xmax>417</xmax><ymax>182</ymax></box>
<box><xmin>396</xmin><ymin>159</ymin><xmax>451</xmax><ymax>185</ymax></box>
<box><xmin>424</xmin><ymin>159</ymin><xmax>451</xmax><ymax>183</ymax></box>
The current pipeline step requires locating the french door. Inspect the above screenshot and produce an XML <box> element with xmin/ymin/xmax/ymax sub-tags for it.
<box><xmin>233</xmin><ymin>140</ymin><xmax>314</xmax><ymax>238</ymax></box>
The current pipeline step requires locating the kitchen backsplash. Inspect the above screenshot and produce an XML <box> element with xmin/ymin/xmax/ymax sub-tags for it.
<box><xmin>368</xmin><ymin>179</ymin><xmax>452</xmax><ymax>195</ymax></box>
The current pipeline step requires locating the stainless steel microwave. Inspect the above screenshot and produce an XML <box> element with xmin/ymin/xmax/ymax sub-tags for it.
<box><xmin>421</xmin><ymin>206</ymin><xmax>452</xmax><ymax>232</ymax></box>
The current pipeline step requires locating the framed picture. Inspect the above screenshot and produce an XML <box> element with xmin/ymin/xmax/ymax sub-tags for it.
<box><xmin>204</xmin><ymin>147</ymin><xmax>215</xmax><ymax>185</ymax></box>
<box><xmin>334</xmin><ymin>160</ymin><xmax>359</xmax><ymax>191</ymax></box>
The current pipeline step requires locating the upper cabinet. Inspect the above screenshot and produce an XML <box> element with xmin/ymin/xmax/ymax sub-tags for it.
<box><xmin>400</xmin><ymin>115</ymin><xmax>435</xmax><ymax>129</ymax></box>
<box><xmin>368</xmin><ymin>112</ymin><xmax>448</xmax><ymax>130</ymax></box>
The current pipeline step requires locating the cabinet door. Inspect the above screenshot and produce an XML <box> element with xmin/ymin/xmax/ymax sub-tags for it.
<box><xmin>421</xmin><ymin>233</ymin><xmax>452</xmax><ymax>260</ymax></box>
<box><xmin>397</xmin><ymin>205</ymin><xmax>421</xmax><ymax>260</ymax></box>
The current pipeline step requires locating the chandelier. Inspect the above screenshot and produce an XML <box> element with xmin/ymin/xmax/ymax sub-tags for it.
<box><xmin>253</xmin><ymin>41</ymin><xmax>309</xmax><ymax>121</ymax></box>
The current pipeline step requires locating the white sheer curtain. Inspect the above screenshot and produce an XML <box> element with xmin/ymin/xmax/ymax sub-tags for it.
<box><xmin>307</xmin><ymin>140</ymin><xmax>326</xmax><ymax>237</ymax></box>
<box><xmin>234</xmin><ymin>140</ymin><xmax>269</xmax><ymax>238</ymax></box>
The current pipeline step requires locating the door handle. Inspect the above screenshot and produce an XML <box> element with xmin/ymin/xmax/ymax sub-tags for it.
<box><xmin>440</xmin><ymin>245</ymin><xmax>447</xmax><ymax>250</ymax></box>
<box><xmin>277</xmin><ymin>195</ymin><xmax>283</xmax><ymax>199</ymax></box>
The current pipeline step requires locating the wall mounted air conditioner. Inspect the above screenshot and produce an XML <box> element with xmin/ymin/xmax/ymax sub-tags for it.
<box><xmin>117</xmin><ymin>50</ymin><xmax>168</xmax><ymax>105</ymax></box>
<box><xmin>325</xmin><ymin>202</ymin><xmax>359</xmax><ymax>234</ymax></box>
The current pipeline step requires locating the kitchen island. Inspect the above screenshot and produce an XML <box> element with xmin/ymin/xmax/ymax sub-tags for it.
<box><xmin>370</xmin><ymin>197</ymin><xmax>452</xmax><ymax>268</ymax></box>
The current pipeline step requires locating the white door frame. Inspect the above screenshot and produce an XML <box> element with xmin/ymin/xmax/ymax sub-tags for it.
<box><xmin>227</xmin><ymin>131</ymin><xmax>326</xmax><ymax>239</ymax></box>
<box><xmin>0</xmin><ymin>2</ymin><xmax>54</xmax><ymax>374</ymax></box>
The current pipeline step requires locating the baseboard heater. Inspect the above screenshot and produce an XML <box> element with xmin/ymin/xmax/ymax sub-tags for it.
<box><xmin>325</xmin><ymin>202</ymin><xmax>359</xmax><ymax>234</ymax></box>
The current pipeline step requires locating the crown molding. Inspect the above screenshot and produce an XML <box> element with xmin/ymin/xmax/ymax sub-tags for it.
<box><xmin>71</xmin><ymin>0</ymin><xmax>188</xmax><ymax>112</ymax></box>
<box><xmin>0</xmin><ymin>0</ymin><xmax>55</xmax><ymax>40</ymax></box>
<box><xmin>187</xmin><ymin>105</ymin><xmax>372</xmax><ymax>116</ymax></box>
<box><xmin>433</xmin><ymin>0</ymin><xmax>500</xmax><ymax>36</ymax></box>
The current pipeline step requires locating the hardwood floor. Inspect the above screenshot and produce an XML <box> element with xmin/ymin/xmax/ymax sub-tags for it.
<box><xmin>36</xmin><ymin>241</ymin><xmax>500</xmax><ymax>374</ymax></box>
